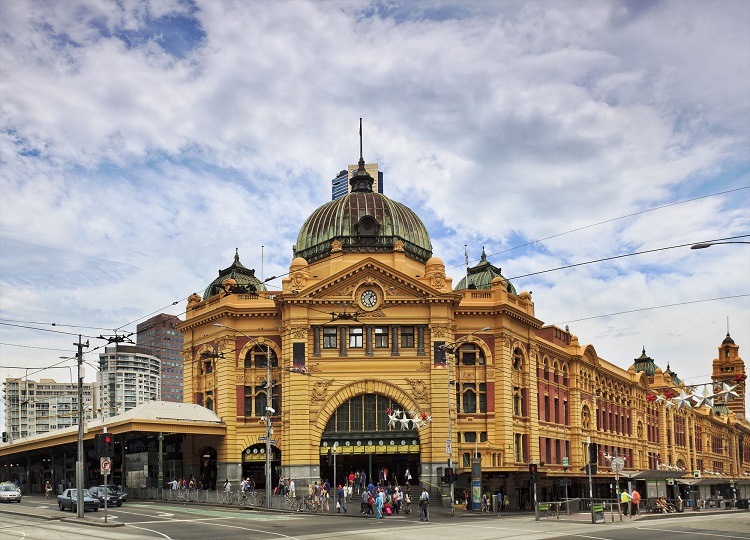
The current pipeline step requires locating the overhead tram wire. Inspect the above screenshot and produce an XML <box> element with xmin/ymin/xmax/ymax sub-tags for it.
<box><xmin>548</xmin><ymin>294</ymin><xmax>749</xmax><ymax>326</ymax></box>
<box><xmin>0</xmin><ymin>319</ymin><xmax>117</xmax><ymax>332</ymax></box>
<box><xmin>504</xmin><ymin>235</ymin><xmax>750</xmax><ymax>281</ymax></box>
<box><xmin>447</xmin><ymin>185</ymin><xmax>750</xmax><ymax>271</ymax></box>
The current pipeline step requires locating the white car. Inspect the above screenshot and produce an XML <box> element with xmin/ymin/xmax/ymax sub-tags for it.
<box><xmin>0</xmin><ymin>483</ymin><xmax>22</xmax><ymax>503</ymax></box>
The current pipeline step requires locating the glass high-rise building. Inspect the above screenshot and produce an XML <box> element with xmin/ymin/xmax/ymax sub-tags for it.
<box><xmin>136</xmin><ymin>314</ymin><xmax>184</xmax><ymax>402</ymax></box>
<box><xmin>331</xmin><ymin>163</ymin><xmax>383</xmax><ymax>200</ymax></box>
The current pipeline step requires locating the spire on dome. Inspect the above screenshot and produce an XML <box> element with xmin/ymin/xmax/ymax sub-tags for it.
<box><xmin>350</xmin><ymin>118</ymin><xmax>374</xmax><ymax>193</ymax></box>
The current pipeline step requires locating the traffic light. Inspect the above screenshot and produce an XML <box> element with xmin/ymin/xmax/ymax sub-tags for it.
<box><xmin>327</xmin><ymin>448</ymin><xmax>332</xmax><ymax>467</ymax></box>
<box><xmin>96</xmin><ymin>433</ymin><xmax>114</xmax><ymax>457</ymax></box>
<box><xmin>443</xmin><ymin>466</ymin><xmax>454</xmax><ymax>483</ymax></box>
<box><xmin>588</xmin><ymin>442</ymin><xmax>598</xmax><ymax>464</ymax></box>
<box><xmin>529</xmin><ymin>463</ymin><xmax>538</xmax><ymax>482</ymax></box>
<box><xmin>1</xmin><ymin>432</ymin><xmax>7</xmax><ymax>443</ymax></box>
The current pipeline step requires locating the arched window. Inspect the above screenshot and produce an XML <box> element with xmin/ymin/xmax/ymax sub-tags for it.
<box><xmin>513</xmin><ymin>348</ymin><xmax>524</xmax><ymax>370</ymax></box>
<box><xmin>459</xmin><ymin>343</ymin><xmax>486</xmax><ymax>365</ymax></box>
<box><xmin>462</xmin><ymin>384</ymin><xmax>477</xmax><ymax>413</ymax></box>
<box><xmin>245</xmin><ymin>345</ymin><xmax>278</xmax><ymax>368</ymax></box>
<box><xmin>324</xmin><ymin>393</ymin><xmax>410</xmax><ymax>434</ymax></box>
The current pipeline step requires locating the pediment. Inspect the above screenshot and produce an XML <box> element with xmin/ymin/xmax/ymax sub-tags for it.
<box><xmin>295</xmin><ymin>258</ymin><xmax>456</xmax><ymax>308</ymax></box>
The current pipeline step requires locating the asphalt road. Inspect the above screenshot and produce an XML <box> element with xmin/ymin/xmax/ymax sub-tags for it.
<box><xmin>1</xmin><ymin>497</ymin><xmax>748</xmax><ymax>540</ymax></box>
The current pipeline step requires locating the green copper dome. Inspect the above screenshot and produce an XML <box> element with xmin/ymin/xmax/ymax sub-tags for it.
<box><xmin>455</xmin><ymin>248</ymin><xmax>517</xmax><ymax>294</ymax></box>
<box><xmin>294</xmin><ymin>158</ymin><xmax>432</xmax><ymax>264</ymax></box>
<box><xmin>632</xmin><ymin>347</ymin><xmax>658</xmax><ymax>377</ymax></box>
<box><xmin>203</xmin><ymin>249</ymin><xmax>266</xmax><ymax>300</ymax></box>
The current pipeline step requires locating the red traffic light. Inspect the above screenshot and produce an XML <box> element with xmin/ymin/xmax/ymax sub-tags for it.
<box><xmin>105</xmin><ymin>435</ymin><xmax>112</xmax><ymax>443</ymax></box>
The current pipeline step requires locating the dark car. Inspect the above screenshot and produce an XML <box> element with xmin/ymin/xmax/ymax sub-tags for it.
<box><xmin>57</xmin><ymin>488</ymin><xmax>100</xmax><ymax>512</ymax></box>
<box><xmin>102</xmin><ymin>484</ymin><xmax>127</xmax><ymax>502</ymax></box>
<box><xmin>88</xmin><ymin>485</ymin><xmax>122</xmax><ymax>507</ymax></box>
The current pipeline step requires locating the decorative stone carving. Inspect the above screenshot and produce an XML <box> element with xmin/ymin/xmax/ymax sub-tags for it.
<box><xmin>497</xmin><ymin>332</ymin><xmax>511</xmax><ymax>348</ymax></box>
<box><xmin>187</xmin><ymin>293</ymin><xmax>202</xmax><ymax>309</ymax></box>
<box><xmin>393</xmin><ymin>239</ymin><xmax>405</xmax><ymax>252</ymax></box>
<box><xmin>359</xmin><ymin>309</ymin><xmax>385</xmax><ymax>318</ymax></box>
<box><xmin>331</xmin><ymin>239</ymin><xmax>343</xmax><ymax>252</ymax></box>
<box><xmin>416</xmin><ymin>362</ymin><xmax>430</xmax><ymax>372</ymax></box>
<box><xmin>196</xmin><ymin>380</ymin><xmax>203</xmax><ymax>391</ymax></box>
<box><xmin>486</xmin><ymin>369</ymin><xmax>495</xmax><ymax>379</ymax></box>
<box><xmin>405</xmin><ymin>378</ymin><xmax>428</xmax><ymax>402</ymax></box>
<box><xmin>431</xmin><ymin>324</ymin><xmax>450</xmax><ymax>338</ymax></box>
<box><xmin>236</xmin><ymin>373</ymin><xmax>245</xmax><ymax>383</ymax></box>
<box><xmin>311</xmin><ymin>379</ymin><xmax>333</xmax><ymax>403</ymax></box>
<box><xmin>307</xmin><ymin>363</ymin><xmax>322</xmax><ymax>373</ymax></box>
<box><xmin>289</xmin><ymin>326</ymin><xmax>308</xmax><ymax>339</ymax></box>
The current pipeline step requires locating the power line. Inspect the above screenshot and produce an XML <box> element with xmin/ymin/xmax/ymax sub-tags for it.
<box><xmin>448</xmin><ymin>185</ymin><xmax>750</xmax><ymax>271</ymax></box>
<box><xmin>549</xmin><ymin>294</ymin><xmax>750</xmax><ymax>325</ymax></box>
<box><xmin>506</xmin><ymin>235</ymin><xmax>750</xmax><ymax>281</ymax></box>
<box><xmin>0</xmin><ymin>342</ymin><xmax>72</xmax><ymax>352</ymax></box>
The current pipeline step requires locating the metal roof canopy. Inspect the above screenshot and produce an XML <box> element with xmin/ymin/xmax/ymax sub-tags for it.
<box><xmin>677</xmin><ymin>477</ymin><xmax>739</xmax><ymax>486</ymax></box>
<box><xmin>624</xmin><ymin>470</ymin><xmax>687</xmax><ymax>480</ymax></box>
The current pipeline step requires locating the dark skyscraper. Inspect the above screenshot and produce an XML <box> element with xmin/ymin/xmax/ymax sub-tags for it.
<box><xmin>137</xmin><ymin>313</ymin><xmax>184</xmax><ymax>402</ymax></box>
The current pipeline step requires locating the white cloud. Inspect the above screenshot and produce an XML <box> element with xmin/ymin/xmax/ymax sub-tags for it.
<box><xmin>1</xmin><ymin>0</ymin><xmax>748</xmax><ymax>416</ymax></box>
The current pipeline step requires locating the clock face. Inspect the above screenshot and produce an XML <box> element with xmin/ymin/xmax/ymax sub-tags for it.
<box><xmin>360</xmin><ymin>289</ymin><xmax>378</xmax><ymax>308</ymax></box>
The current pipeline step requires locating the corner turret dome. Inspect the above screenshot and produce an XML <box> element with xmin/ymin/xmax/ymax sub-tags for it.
<box><xmin>455</xmin><ymin>247</ymin><xmax>517</xmax><ymax>294</ymax></box>
<box><xmin>632</xmin><ymin>347</ymin><xmax>658</xmax><ymax>377</ymax></box>
<box><xmin>203</xmin><ymin>249</ymin><xmax>266</xmax><ymax>299</ymax></box>
<box><xmin>293</xmin><ymin>123</ymin><xmax>432</xmax><ymax>264</ymax></box>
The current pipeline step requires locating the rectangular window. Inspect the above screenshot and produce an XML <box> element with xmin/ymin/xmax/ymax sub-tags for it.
<box><xmin>480</xmin><ymin>431</ymin><xmax>487</xmax><ymax>442</ymax></box>
<box><xmin>479</xmin><ymin>383</ymin><xmax>486</xmax><ymax>413</ymax></box>
<box><xmin>464</xmin><ymin>432</ymin><xmax>477</xmax><ymax>443</ymax></box>
<box><xmin>323</xmin><ymin>328</ymin><xmax>337</xmax><ymax>348</ymax></box>
<box><xmin>349</xmin><ymin>327</ymin><xmax>364</xmax><ymax>348</ymax></box>
<box><xmin>350</xmin><ymin>396</ymin><xmax>363</xmax><ymax>431</ymax></box>
<box><xmin>554</xmin><ymin>397</ymin><xmax>559</xmax><ymax>424</ymax></box>
<box><xmin>462</xmin><ymin>383</ymin><xmax>477</xmax><ymax>413</ymax></box>
<box><xmin>400</xmin><ymin>326</ymin><xmax>415</xmax><ymax>348</ymax></box>
<box><xmin>254</xmin><ymin>386</ymin><xmax>265</xmax><ymax>417</ymax></box>
<box><xmin>244</xmin><ymin>386</ymin><xmax>253</xmax><ymax>416</ymax></box>
<box><xmin>374</xmin><ymin>327</ymin><xmax>389</xmax><ymax>348</ymax></box>
<box><xmin>544</xmin><ymin>395</ymin><xmax>550</xmax><ymax>422</ymax></box>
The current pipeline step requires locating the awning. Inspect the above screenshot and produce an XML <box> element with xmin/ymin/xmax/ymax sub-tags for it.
<box><xmin>677</xmin><ymin>477</ymin><xmax>734</xmax><ymax>486</ymax></box>
<box><xmin>624</xmin><ymin>470</ymin><xmax>687</xmax><ymax>480</ymax></box>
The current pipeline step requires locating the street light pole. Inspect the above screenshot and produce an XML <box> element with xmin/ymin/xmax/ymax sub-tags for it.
<box><xmin>438</xmin><ymin>327</ymin><xmax>491</xmax><ymax>517</ymax></box>
<box><xmin>214</xmin><ymin>323</ymin><xmax>274</xmax><ymax>510</ymax></box>
<box><xmin>74</xmin><ymin>335</ymin><xmax>89</xmax><ymax>518</ymax></box>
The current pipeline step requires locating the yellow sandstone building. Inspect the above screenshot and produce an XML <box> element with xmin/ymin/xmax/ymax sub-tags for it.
<box><xmin>177</xmin><ymin>145</ymin><xmax>750</xmax><ymax>508</ymax></box>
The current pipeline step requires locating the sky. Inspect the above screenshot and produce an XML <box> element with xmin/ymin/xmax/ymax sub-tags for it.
<box><xmin>1</xmin><ymin>0</ymin><xmax>749</xmax><ymax>423</ymax></box>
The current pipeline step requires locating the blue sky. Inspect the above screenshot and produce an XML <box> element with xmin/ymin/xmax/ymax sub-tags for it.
<box><xmin>1</xmin><ymin>0</ymin><xmax>749</xmax><ymax>420</ymax></box>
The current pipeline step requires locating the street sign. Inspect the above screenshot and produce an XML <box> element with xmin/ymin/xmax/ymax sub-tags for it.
<box><xmin>100</xmin><ymin>457</ymin><xmax>111</xmax><ymax>474</ymax></box>
<box><xmin>557</xmin><ymin>478</ymin><xmax>571</xmax><ymax>487</ymax></box>
<box><xmin>446</xmin><ymin>439</ymin><xmax>452</xmax><ymax>454</ymax></box>
<box><xmin>562</xmin><ymin>457</ymin><xmax>569</xmax><ymax>466</ymax></box>
<box><xmin>258</xmin><ymin>436</ymin><xmax>267</xmax><ymax>441</ymax></box>
<box><xmin>612</xmin><ymin>457</ymin><xmax>625</xmax><ymax>473</ymax></box>
<box><xmin>269</xmin><ymin>440</ymin><xmax>278</xmax><ymax>444</ymax></box>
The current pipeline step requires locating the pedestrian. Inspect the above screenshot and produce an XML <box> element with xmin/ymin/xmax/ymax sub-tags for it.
<box><xmin>419</xmin><ymin>487</ymin><xmax>430</xmax><ymax>521</ymax></box>
<box><xmin>376</xmin><ymin>489</ymin><xmax>384</xmax><ymax>518</ymax></box>
<box><xmin>497</xmin><ymin>490</ymin><xmax>503</xmax><ymax>513</ymax></box>
<box><xmin>289</xmin><ymin>478</ymin><xmax>295</xmax><ymax>499</ymax></box>
<box><xmin>45</xmin><ymin>480</ymin><xmax>52</xmax><ymax>499</ymax></box>
<box><xmin>620</xmin><ymin>489</ymin><xmax>630</xmax><ymax>516</ymax></box>
<box><xmin>405</xmin><ymin>467</ymin><xmax>412</xmax><ymax>485</ymax></box>
<box><xmin>337</xmin><ymin>484</ymin><xmax>346</xmax><ymax>513</ymax></box>
<box><xmin>361</xmin><ymin>488</ymin><xmax>369</xmax><ymax>514</ymax></box>
<box><xmin>223</xmin><ymin>478</ymin><xmax>231</xmax><ymax>492</ymax></box>
<box><xmin>503</xmin><ymin>494</ymin><xmax>509</xmax><ymax>512</ymax></box>
<box><xmin>631</xmin><ymin>489</ymin><xmax>641</xmax><ymax>515</ymax></box>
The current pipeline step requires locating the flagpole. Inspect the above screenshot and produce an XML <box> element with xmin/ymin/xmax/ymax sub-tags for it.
<box><xmin>465</xmin><ymin>245</ymin><xmax>469</xmax><ymax>289</ymax></box>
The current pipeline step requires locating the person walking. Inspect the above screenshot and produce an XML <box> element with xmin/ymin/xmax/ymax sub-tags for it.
<box><xmin>44</xmin><ymin>481</ymin><xmax>52</xmax><ymax>499</ymax></box>
<box><xmin>337</xmin><ymin>484</ymin><xmax>346</xmax><ymax>513</ymax></box>
<box><xmin>361</xmin><ymin>488</ymin><xmax>369</xmax><ymax>514</ymax></box>
<box><xmin>419</xmin><ymin>487</ymin><xmax>430</xmax><ymax>521</ymax></box>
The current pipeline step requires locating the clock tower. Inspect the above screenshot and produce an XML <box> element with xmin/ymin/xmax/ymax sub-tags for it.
<box><xmin>712</xmin><ymin>332</ymin><xmax>746</xmax><ymax>418</ymax></box>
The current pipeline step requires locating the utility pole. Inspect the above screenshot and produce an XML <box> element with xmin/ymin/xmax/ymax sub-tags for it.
<box><xmin>75</xmin><ymin>335</ymin><xmax>89</xmax><ymax>518</ymax></box>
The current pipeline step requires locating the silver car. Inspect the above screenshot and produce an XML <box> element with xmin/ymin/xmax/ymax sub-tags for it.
<box><xmin>0</xmin><ymin>484</ymin><xmax>22</xmax><ymax>503</ymax></box>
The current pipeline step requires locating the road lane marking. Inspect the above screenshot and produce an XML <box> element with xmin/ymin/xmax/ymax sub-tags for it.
<box><xmin>635</xmin><ymin>526</ymin><xmax>750</xmax><ymax>539</ymax></box>
<box><xmin>126</xmin><ymin>524</ymin><xmax>174</xmax><ymax>539</ymax></box>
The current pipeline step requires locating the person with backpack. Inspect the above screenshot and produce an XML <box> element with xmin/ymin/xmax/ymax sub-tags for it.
<box><xmin>419</xmin><ymin>487</ymin><xmax>430</xmax><ymax>521</ymax></box>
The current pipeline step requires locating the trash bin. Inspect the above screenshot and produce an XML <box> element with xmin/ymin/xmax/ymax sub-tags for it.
<box><xmin>492</xmin><ymin>494</ymin><xmax>498</xmax><ymax>512</ymax></box>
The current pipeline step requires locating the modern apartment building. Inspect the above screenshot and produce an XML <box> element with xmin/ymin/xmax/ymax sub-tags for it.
<box><xmin>3</xmin><ymin>378</ymin><xmax>96</xmax><ymax>439</ymax></box>
<box><xmin>137</xmin><ymin>314</ymin><xmax>184</xmax><ymax>402</ymax></box>
<box><xmin>97</xmin><ymin>345</ymin><xmax>161</xmax><ymax>416</ymax></box>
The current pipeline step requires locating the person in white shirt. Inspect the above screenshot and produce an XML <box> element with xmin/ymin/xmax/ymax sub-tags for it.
<box><xmin>223</xmin><ymin>479</ymin><xmax>231</xmax><ymax>492</ymax></box>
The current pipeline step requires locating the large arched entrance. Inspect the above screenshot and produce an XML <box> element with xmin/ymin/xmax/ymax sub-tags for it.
<box><xmin>320</xmin><ymin>393</ymin><xmax>420</xmax><ymax>488</ymax></box>
<box><xmin>242</xmin><ymin>443</ymin><xmax>281</xmax><ymax>490</ymax></box>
